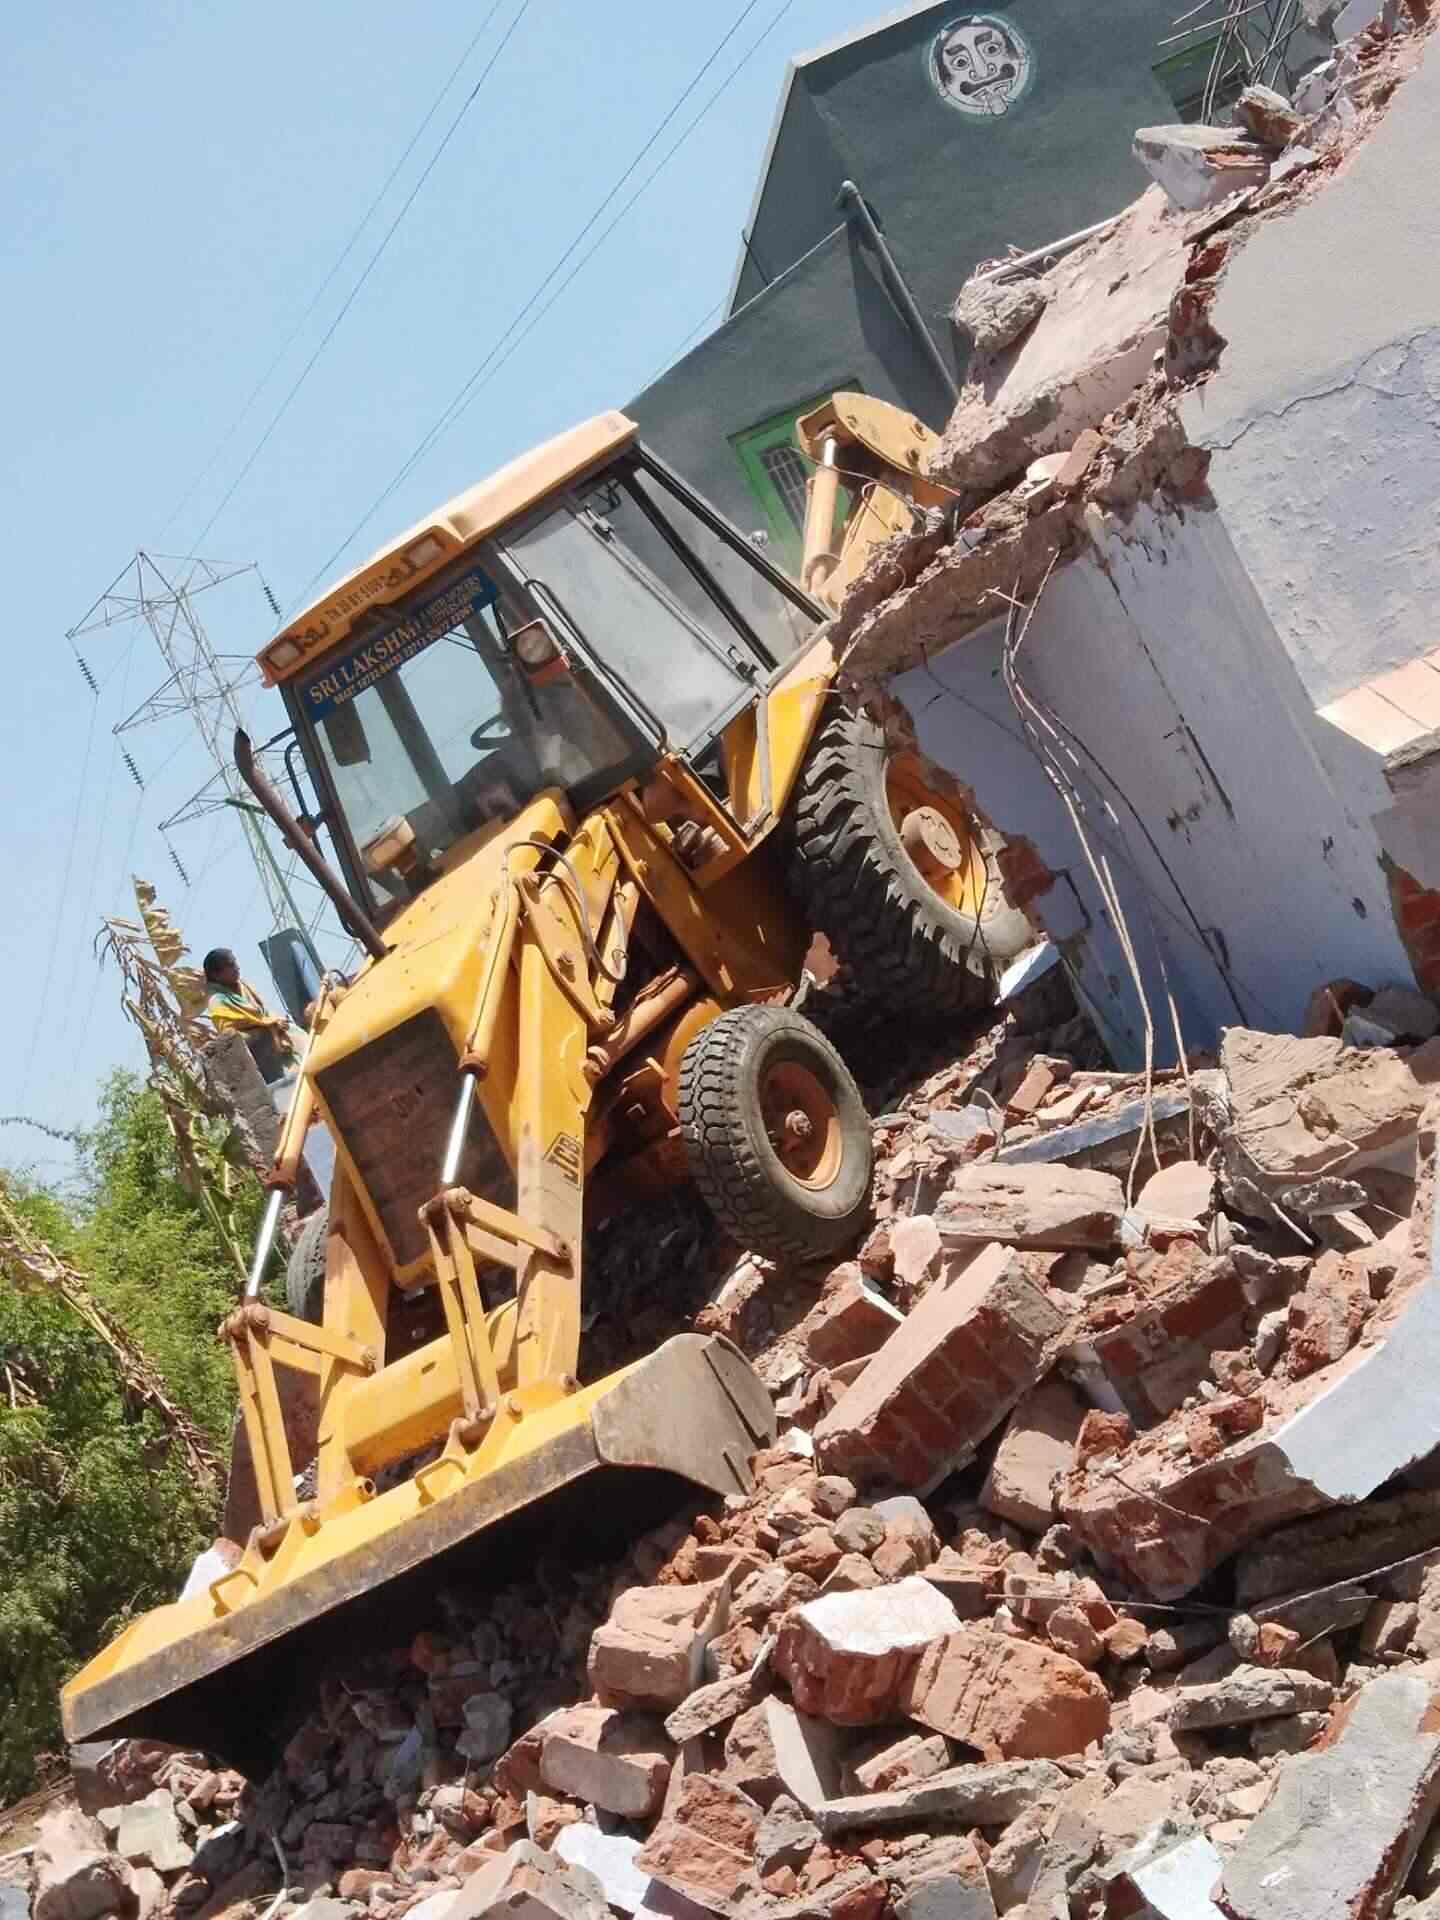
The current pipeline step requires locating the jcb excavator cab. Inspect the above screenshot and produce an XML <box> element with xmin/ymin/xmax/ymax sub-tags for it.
<box><xmin>62</xmin><ymin>413</ymin><xmax>1028</xmax><ymax>1775</ymax></box>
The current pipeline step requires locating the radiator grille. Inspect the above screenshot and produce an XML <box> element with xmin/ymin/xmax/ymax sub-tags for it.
<box><xmin>317</xmin><ymin>1011</ymin><xmax>514</xmax><ymax>1268</ymax></box>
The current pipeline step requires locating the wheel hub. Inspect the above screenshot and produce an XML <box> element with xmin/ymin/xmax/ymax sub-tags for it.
<box><xmin>760</xmin><ymin>1061</ymin><xmax>842</xmax><ymax>1190</ymax></box>
<box><xmin>901</xmin><ymin>805</ymin><xmax>964</xmax><ymax>879</ymax></box>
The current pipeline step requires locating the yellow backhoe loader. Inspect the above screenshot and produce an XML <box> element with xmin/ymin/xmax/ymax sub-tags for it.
<box><xmin>63</xmin><ymin>410</ymin><xmax>1027</xmax><ymax>1775</ymax></box>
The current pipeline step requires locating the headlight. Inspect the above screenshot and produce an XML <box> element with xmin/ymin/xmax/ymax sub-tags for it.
<box><xmin>514</xmin><ymin>618</ymin><xmax>559</xmax><ymax>668</ymax></box>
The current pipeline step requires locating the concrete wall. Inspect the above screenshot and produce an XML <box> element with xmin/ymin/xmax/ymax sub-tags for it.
<box><xmin>1181</xmin><ymin>33</ymin><xmax>1440</xmax><ymax>709</ymax></box>
<box><xmin>735</xmin><ymin>0</ymin><xmax>1180</xmax><ymax>344</ymax></box>
<box><xmin>894</xmin><ymin>501</ymin><xmax>1414</xmax><ymax>1065</ymax></box>
<box><xmin>629</xmin><ymin>225</ymin><xmax>954</xmax><ymax>539</ymax></box>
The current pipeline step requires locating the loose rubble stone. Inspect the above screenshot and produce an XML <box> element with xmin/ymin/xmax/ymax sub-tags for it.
<box><xmin>1133</xmin><ymin>124</ymin><xmax>1270</xmax><ymax>211</ymax></box>
<box><xmin>664</xmin><ymin>1670</ymin><xmax>763</xmax><ymax>1745</ymax></box>
<box><xmin>936</xmin><ymin>1165</ymin><xmax>1126</xmax><ymax>1250</ymax></box>
<box><xmin>589</xmin><ymin>1582</ymin><xmax>729</xmax><ymax>1709</ymax></box>
<box><xmin>723</xmin><ymin>1698</ymin><xmax>846</xmax><ymax>1810</ymax></box>
<box><xmin>1236</xmin><ymin>83</ymin><xmax>1305</xmax><ymax>147</ymax></box>
<box><xmin>449</xmin><ymin>1838</ymin><xmax>609</xmax><ymax>1920</ymax></box>
<box><xmin>814</xmin><ymin>1246</ymin><xmax>1068</xmax><ymax>1487</ymax></box>
<box><xmin>953</xmin><ymin>275</ymin><xmax>1049</xmax><ymax>358</ymax></box>
<box><xmin>800</xmin><ymin>1267</ymin><xmax>905</xmax><ymax>1368</ymax></box>
<box><xmin>848</xmin><ymin>1731</ymin><xmax>950</xmax><ymax>1794</ymax></box>
<box><xmin>33</xmin><ymin>1808</ymin><xmax>133</xmax><ymax>1920</ymax></box>
<box><xmin>753</xmin><ymin>1796</ymin><xmax>820</xmax><ymax>1876</ymax></box>
<box><xmin>773</xmin><ymin>1577</ymin><xmax>960</xmax><ymax>1725</ymax></box>
<box><xmin>539</xmin><ymin>1707</ymin><xmax>671</xmax><ymax>1818</ymax></box>
<box><xmin>1219</xmin><ymin>1669</ymin><xmax>1440</xmax><ymax>1920</ymax></box>
<box><xmin>891</xmin><ymin>1833</ymin><xmax>995</xmax><ymax>1920</ymax></box>
<box><xmin>981</xmin><ymin>1379</ymin><xmax>1086</xmax><ymax>1533</ymax></box>
<box><xmin>1166</xmin><ymin>1664</ymin><xmax>1333</xmax><ymax>1730</ymax></box>
<box><xmin>1284</xmin><ymin>1250</ymin><xmax>1372</xmax><ymax>1378</ymax></box>
<box><xmin>634</xmin><ymin>1773</ymin><xmax>760</xmax><ymax>1915</ymax></box>
<box><xmin>903</xmin><ymin>1627</ymin><xmax>1111</xmax><ymax>1759</ymax></box>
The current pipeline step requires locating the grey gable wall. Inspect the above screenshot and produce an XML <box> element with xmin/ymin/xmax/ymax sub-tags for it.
<box><xmin>630</xmin><ymin>224</ymin><xmax>954</xmax><ymax>538</ymax></box>
<box><xmin>736</xmin><ymin>0</ymin><xmax>1182</xmax><ymax>355</ymax></box>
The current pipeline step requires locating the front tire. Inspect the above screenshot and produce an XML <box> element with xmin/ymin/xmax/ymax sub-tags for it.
<box><xmin>678</xmin><ymin>1006</ymin><xmax>873</xmax><ymax>1261</ymax></box>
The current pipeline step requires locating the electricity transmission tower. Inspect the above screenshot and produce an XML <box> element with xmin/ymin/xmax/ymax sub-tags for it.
<box><xmin>68</xmin><ymin>551</ymin><xmax>332</xmax><ymax>971</ymax></box>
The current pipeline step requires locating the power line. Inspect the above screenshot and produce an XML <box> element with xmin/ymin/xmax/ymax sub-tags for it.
<box><xmin>185</xmin><ymin>0</ymin><xmax>536</xmax><ymax>557</ymax></box>
<box><xmin>291</xmin><ymin>0</ymin><xmax>797</xmax><ymax>612</ymax></box>
<box><xmin>157</xmin><ymin>0</ymin><xmax>517</xmax><ymax>544</ymax></box>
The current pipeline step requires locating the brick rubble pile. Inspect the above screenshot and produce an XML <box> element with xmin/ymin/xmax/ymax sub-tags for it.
<box><xmin>13</xmin><ymin>957</ymin><xmax>1440</xmax><ymax>1920</ymax></box>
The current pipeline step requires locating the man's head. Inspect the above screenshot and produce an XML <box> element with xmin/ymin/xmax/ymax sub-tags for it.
<box><xmin>203</xmin><ymin>948</ymin><xmax>241</xmax><ymax>989</ymax></box>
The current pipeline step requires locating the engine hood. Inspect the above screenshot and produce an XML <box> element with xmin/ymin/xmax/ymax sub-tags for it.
<box><xmin>310</xmin><ymin>791</ymin><xmax>574</xmax><ymax>1074</ymax></box>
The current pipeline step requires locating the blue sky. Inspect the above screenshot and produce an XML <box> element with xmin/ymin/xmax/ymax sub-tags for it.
<box><xmin>2</xmin><ymin>1</ymin><xmax>902</xmax><ymax>1170</ymax></box>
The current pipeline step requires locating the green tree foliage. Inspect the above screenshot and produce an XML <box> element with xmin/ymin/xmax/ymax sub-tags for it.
<box><xmin>0</xmin><ymin>1077</ymin><xmax>253</xmax><ymax>1800</ymax></box>
<box><xmin>74</xmin><ymin>1071</ymin><xmax>265</xmax><ymax>1445</ymax></box>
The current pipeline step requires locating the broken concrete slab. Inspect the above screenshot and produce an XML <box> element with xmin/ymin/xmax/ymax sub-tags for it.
<box><xmin>813</xmin><ymin>1245</ymin><xmax>1069</xmax><ymax>1487</ymax></box>
<box><xmin>1218</xmin><ymin>1669</ymin><xmax>1440</xmax><ymax>1920</ymax></box>
<box><xmin>1112</xmin><ymin>1829</ymin><xmax>1226</xmax><ymax>1920</ymax></box>
<box><xmin>1219</xmin><ymin>1026</ymin><xmax>1440</xmax><ymax>1208</ymax></box>
<box><xmin>904</xmin><ymin>1627</ymin><xmax>1111</xmax><ymax>1760</ymax></box>
<box><xmin>930</xmin><ymin>190</ymin><xmax>1203</xmax><ymax>498</ymax></box>
<box><xmin>997</xmin><ymin>1089</ymin><xmax>1192</xmax><ymax>1167</ymax></box>
<box><xmin>980</xmin><ymin>1379</ymin><xmax>1086</xmax><ymax>1533</ymax></box>
<box><xmin>772</xmin><ymin>1576</ymin><xmax>959</xmax><ymax>1726</ymax></box>
<box><xmin>1136</xmin><ymin>1158</ymin><xmax>1216</xmax><ymax>1225</ymax></box>
<box><xmin>813</xmin><ymin>1759</ymin><xmax>1066</xmax><ymax>1837</ymax></box>
<box><xmin>554</xmin><ymin>1829</ymin><xmax>650</xmax><ymax>1917</ymax></box>
<box><xmin>1235</xmin><ymin>1489</ymin><xmax>1440</xmax><ymax>1606</ymax></box>
<box><xmin>1132</xmin><ymin>125</ymin><xmax>1270</xmax><ymax>212</ymax></box>
<box><xmin>1165</xmin><ymin>1665</ymin><xmax>1333</xmax><ymax>1730</ymax></box>
<box><xmin>936</xmin><ymin>1165</ymin><xmax>1125</xmax><ymax>1251</ymax></box>
<box><xmin>589</xmin><ymin>1582</ymin><xmax>729</xmax><ymax>1710</ymax></box>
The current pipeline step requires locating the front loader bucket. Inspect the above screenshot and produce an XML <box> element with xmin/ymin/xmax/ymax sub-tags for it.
<box><xmin>62</xmin><ymin>1335</ymin><xmax>773</xmax><ymax>1778</ymax></box>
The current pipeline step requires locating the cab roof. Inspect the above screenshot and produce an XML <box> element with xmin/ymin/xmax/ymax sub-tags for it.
<box><xmin>259</xmin><ymin>411</ymin><xmax>638</xmax><ymax>685</ymax></box>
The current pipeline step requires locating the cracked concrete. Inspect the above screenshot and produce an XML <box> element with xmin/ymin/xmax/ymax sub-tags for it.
<box><xmin>1180</xmin><ymin>31</ymin><xmax>1440</xmax><ymax>708</ymax></box>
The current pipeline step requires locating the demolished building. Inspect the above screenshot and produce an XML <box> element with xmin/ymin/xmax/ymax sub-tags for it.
<box><xmin>834</xmin><ymin>13</ymin><xmax>1440</xmax><ymax>1064</ymax></box>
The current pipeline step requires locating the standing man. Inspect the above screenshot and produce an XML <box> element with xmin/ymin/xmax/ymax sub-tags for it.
<box><xmin>202</xmin><ymin>948</ymin><xmax>302</xmax><ymax>1085</ymax></box>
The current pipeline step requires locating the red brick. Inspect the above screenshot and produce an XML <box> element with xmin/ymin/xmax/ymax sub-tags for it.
<box><xmin>813</xmin><ymin>1247</ymin><xmax>1069</xmax><ymax>1488</ymax></box>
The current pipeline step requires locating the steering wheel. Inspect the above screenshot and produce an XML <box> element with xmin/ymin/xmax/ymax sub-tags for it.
<box><xmin>470</xmin><ymin>714</ymin><xmax>513</xmax><ymax>752</ymax></box>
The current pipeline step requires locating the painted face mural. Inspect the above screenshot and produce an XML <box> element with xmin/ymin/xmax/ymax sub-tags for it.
<box><xmin>931</xmin><ymin>13</ymin><xmax>1034</xmax><ymax>118</ymax></box>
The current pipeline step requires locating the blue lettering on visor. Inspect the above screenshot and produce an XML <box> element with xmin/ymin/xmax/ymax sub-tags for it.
<box><xmin>303</xmin><ymin>564</ymin><xmax>500</xmax><ymax>720</ymax></box>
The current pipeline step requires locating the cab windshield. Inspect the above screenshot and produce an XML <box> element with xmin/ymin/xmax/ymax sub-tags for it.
<box><xmin>298</xmin><ymin>558</ymin><xmax>636</xmax><ymax>909</ymax></box>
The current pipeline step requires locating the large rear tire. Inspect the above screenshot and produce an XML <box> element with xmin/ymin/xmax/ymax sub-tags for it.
<box><xmin>678</xmin><ymin>1005</ymin><xmax>873</xmax><ymax>1261</ymax></box>
<box><xmin>286</xmin><ymin>1208</ymin><xmax>328</xmax><ymax>1324</ymax></box>
<box><xmin>791</xmin><ymin>706</ymin><xmax>1030</xmax><ymax>1007</ymax></box>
